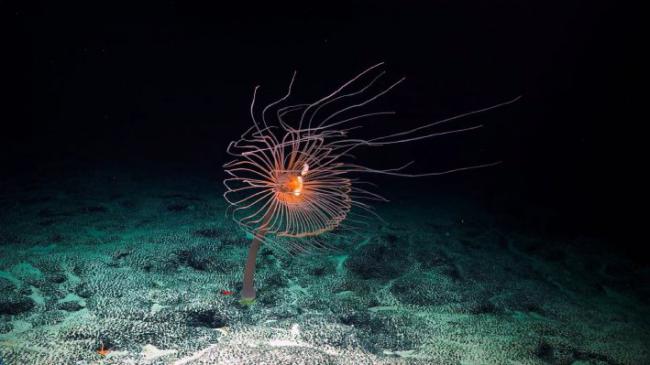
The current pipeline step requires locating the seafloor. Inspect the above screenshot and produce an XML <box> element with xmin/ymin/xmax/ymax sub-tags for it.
<box><xmin>1</xmin><ymin>164</ymin><xmax>648</xmax><ymax>365</ymax></box>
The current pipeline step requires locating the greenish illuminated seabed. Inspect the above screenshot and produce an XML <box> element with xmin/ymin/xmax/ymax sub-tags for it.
<box><xmin>0</xmin><ymin>167</ymin><xmax>648</xmax><ymax>364</ymax></box>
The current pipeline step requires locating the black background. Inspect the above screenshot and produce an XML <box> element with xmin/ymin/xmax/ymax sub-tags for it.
<box><xmin>2</xmin><ymin>2</ymin><xmax>643</xmax><ymax>259</ymax></box>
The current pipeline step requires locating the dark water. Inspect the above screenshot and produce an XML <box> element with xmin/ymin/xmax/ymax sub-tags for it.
<box><xmin>2</xmin><ymin>2</ymin><xmax>645</xmax><ymax>364</ymax></box>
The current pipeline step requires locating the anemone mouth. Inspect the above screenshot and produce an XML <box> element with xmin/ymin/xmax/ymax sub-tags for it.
<box><xmin>275</xmin><ymin>173</ymin><xmax>304</xmax><ymax>203</ymax></box>
<box><xmin>274</xmin><ymin>165</ymin><xmax>306</xmax><ymax>201</ymax></box>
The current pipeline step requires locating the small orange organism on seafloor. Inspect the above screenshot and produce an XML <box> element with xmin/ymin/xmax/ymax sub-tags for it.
<box><xmin>97</xmin><ymin>340</ymin><xmax>110</xmax><ymax>357</ymax></box>
<box><xmin>223</xmin><ymin>62</ymin><xmax>520</xmax><ymax>305</ymax></box>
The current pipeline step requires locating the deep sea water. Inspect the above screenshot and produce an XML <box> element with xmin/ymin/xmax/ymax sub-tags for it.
<box><xmin>0</xmin><ymin>163</ymin><xmax>648</xmax><ymax>364</ymax></box>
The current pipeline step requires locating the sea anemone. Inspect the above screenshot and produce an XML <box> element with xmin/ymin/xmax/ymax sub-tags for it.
<box><xmin>223</xmin><ymin>63</ymin><xmax>519</xmax><ymax>303</ymax></box>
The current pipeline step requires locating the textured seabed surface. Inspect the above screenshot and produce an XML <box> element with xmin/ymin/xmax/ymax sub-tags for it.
<box><xmin>1</xmin><ymin>165</ymin><xmax>648</xmax><ymax>364</ymax></box>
